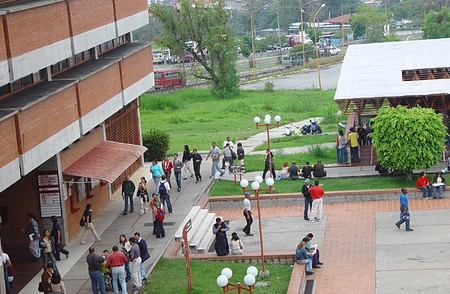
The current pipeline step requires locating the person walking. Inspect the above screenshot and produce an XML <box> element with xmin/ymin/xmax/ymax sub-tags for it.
<box><xmin>41</xmin><ymin>229</ymin><xmax>58</xmax><ymax>272</ymax></box>
<box><xmin>172</xmin><ymin>153</ymin><xmax>183</xmax><ymax>192</ymax></box>
<box><xmin>222</xmin><ymin>143</ymin><xmax>234</xmax><ymax>172</ymax></box>
<box><xmin>134</xmin><ymin>232</ymin><xmax>151</xmax><ymax>283</ymax></box>
<box><xmin>237</xmin><ymin>142</ymin><xmax>245</xmax><ymax>169</ymax></box>
<box><xmin>309</xmin><ymin>181</ymin><xmax>324</xmax><ymax>223</ymax></box>
<box><xmin>192</xmin><ymin>149</ymin><xmax>203</xmax><ymax>183</ymax></box>
<box><xmin>41</xmin><ymin>263</ymin><xmax>53</xmax><ymax>294</ymax></box>
<box><xmin>81</xmin><ymin>204</ymin><xmax>101</xmax><ymax>245</ymax></box>
<box><xmin>105</xmin><ymin>246</ymin><xmax>128</xmax><ymax>294</ymax></box>
<box><xmin>162</xmin><ymin>155</ymin><xmax>173</xmax><ymax>188</ymax></box>
<box><xmin>153</xmin><ymin>199</ymin><xmax>166</xmax><ymax>239</ymax></box>
<box><xmin>86</xmin><ymin>246</ymin><xmax>106</xmax><ymax>294</ymax></box>
<box><xmin>128</xmin><ymin>237</ymin><xmax>142</xmax><ymax>291</ymax></box>
<box><xmin>137</xmin><ymin>177</ymin><xmax>149</xmax><ymax>216</ymax></box>
<box><xmin>51</xmin><ymin>216</ymin><xmax>69</xmax><ymax>261</ymax></box>
<box><xmin>302</xmin><ymin>179</ymin><xmax>313</xmax><ymax>221</ymax></box>
<box><xmin>27</xmin><ymin>212</ymin><xmax>41</xmax><ymax>261</ymax></box>
<box><xmin>242</xmin><ymin>192</ymin><xmax>253</xmax><ymax>236</ymax></box>
<box><xmin>262</xmin><ymin>149</ymin><xmax>276</xmax><ymax>179</ymax></box>
<box><xmin>205</xmin><ymin>141</ymin><xmax>225</xmax><ymax>178</ymax></box>
<box><xmin>158</xmin><ymin>175</ymin><xmax>173</xmax><ymax>214</ymax></box>
<box><xmin>182</xmin><ymin>145</ymin><xmax>194</xmax><ymax>179</ymax></box>
<box><xmin>347</xmin><ymin>127</ymin><xmax>360</xmax><ymax>163</ymax></box>
<box><xmin>121</xmin><ymin>175</ymin><xmax>136</xmax><ymax>215</ymax></box>
<box><xmin>395</xmin><ymin>188</ymin><xmax>414</xmax><ymax>231</ymax></box>
<box><xmin>150</xmin><ymin>159</ymin><xmax>164</xmax><ymax>194</ymax></box>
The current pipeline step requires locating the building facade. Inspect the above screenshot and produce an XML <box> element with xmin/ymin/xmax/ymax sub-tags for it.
<box><xmin>0</xmin><ymin>0</ymin><xmax>153</xmax><ymax>261</ymax></box>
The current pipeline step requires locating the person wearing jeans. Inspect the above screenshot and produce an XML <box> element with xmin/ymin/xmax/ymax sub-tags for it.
<box><xmin>433</xmin><ymin>171</ymin><xmax>446</xmax><ymax>199</ymax></box>
<box><xmin>301</xmin><ymin>179</ymin><xmax>313</xmax><ymax>221</ymax></box>
<box><xmin>416</xmin><ymin>171</ymin><xmax>433</xmax><ymax>199</ymax></box>
<box><xmin>121</xmin><ymin>176</ymin><xmax>136</xmax><ymax>215</ymax></box>
<box><xmin>128</xmin><ymin>238</ymin><xmax>142</xmax><ymax>290</ymax></box>
<box><xmin>395</xmin><ymin>188</ymin><xmax>414</xmax><ymax>231</ymax></box>
<box><xmin>134</xmin><ymin>232</ymin><xmax>151</xmax><ymax>283</ymax></box>
<box><xmin>172</xmin><ymin>153</ymin><xmax>183</xmax><ymax>192</ymax></box>
<box><xmin>158</xmin><ymin>175</ymin><xmax>173</xmax><ymax>214</ymax></box>
<box><xmin>105</xmin><ymin>246</ymin><xmax>128</xmax><ymax>294</ymax></box>
<box><xmin>205</xmin><ymin>141</ymin><xmax>224</xmax><ymax>178</ymax></box>
<box><xmin>295</xmin><ymin>241</ymin><xmax>314</xmax><ymax>275</ymax></box>
<box><xmin>27</xmin><ymin>212</ymin><xmax>41</xmax><ymax>261</ymax></box>
<box><xmin>162</xmin><ymin>156</ymin><xmax>173</xmax><ymax>188</ymax></box>
<box><xmin>86</xmin><ymin>246</ymin><xmax>106</xmax><ymax>294</ymax></box>
<box><xmin>150</xmin><ymin>159</ymin><xmax>164</xmax><ymax>194</ymax></box>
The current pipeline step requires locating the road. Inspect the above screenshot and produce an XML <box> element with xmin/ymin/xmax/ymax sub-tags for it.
<box><xmin>240</xmin><ymin>62</ymin><xmax>342</xmax><ymax>90</ymax></box>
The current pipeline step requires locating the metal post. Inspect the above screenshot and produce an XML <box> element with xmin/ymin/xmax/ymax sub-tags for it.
<box><xmin>255</xmin><ymin>189</ymin><xmax>266</xmax><ymax>272</ymax></box>
<box><xmin>266</xmin><ymin>124</ymin><xmax>272</xmax><ymax>179</ymax></box>
<box><xmin>251</xmin><ymin>12</ymin><xmax>256</xmax><ymax>78</ymax></box>
<box><xmin>300</xmin><ymin>0</ymin><xmax>306</xmax><ymax>68</ymax></box>
<box><xmin>313</xmin><ymin>5</ymin><xmax>324</xmax><ymax>90</ymax></box>
<box><xmin>183</xmin><ymin>220</ymin><xmax>192</xmax><ymax>292</ymax></box>
<box><xmin>341</xmin><ymin>0</ymin><xmax>345</xmax><ymax>50</ymax></box>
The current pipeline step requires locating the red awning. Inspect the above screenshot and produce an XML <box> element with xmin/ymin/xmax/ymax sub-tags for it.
<box><xmin>63</xmin><ymin>141</ymin><xmax>147</xmax><ymax>183</ymax></box>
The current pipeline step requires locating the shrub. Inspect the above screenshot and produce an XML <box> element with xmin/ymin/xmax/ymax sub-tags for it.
<box><xmin>140</xmin><ymin>95</ymin><xmax>184</xmax><ymax>111</ymax></box>
<box><xmin>168</xmin><ymin>115</ymin><xmax>188</xmax><ymax>124</ymax></box>
<box><xmin>142</xmin><ymin>129</ymin><xmax>170</xmax><ymax>161</ymax></box>
<box><xmin>308</xmin><ymin>144</ymin><xmax>327</xmax><ymax>158</ymax></box>
<box><xmin>320</xmin><ymin>104</ymin><xmax>340</xmax><ymax>124</ymax></box>
<box><xmin>263</xmin><ymin>98</ymin><xmax>274</xmax><ymax>111</ymax></box>
<box><xmin>264</xmin><ymin>82</ymin><xmax>274</xmax><ymax>92</ymax></box>
<box><xmin>224</xmin><ymin>101</ymin><xmax>251</xmax><ymax>113</ymax></box>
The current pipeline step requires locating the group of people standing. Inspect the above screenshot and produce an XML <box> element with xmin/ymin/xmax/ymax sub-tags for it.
<box><xmin>205</xmin><ymin>139</ymin><xmax>245</xmax><ymax>179</ymax></box>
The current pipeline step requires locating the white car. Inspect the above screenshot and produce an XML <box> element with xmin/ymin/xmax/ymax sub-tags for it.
<box><xmin>329</xmin><ymin>46</ymin><xmax>341</xmax><ymax>55</ymax></box>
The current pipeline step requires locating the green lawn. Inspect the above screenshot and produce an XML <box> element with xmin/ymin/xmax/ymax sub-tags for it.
<box><xmin>143</xmin><ymin>259</ymin><xmax>292</xmax><ymax>294</ymax></box>
<box><xmin>253</xmin><ymin>134</ymin><xmax>337</xmax><ymax>151</ymax></box>
<box><xmin>208</xmin><ymin>175</ymin><xmax>418</xmax><ymax>196</ymax></box>
<box><xmin>140</xmin><ymin>88</ymin><xmax>341</xmax><ymax>153</ymax></box>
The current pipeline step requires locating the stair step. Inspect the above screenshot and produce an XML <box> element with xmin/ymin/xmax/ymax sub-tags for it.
<box><xmin>174</xmin><ymin>206</ymin><xmax>201</xmax><ymax>241</ymax></box>
<box><xmin>189</xmin><ymin>213</ymin><xmax>216</xmax><ymax>248</ymax></box>
<box><xmin>187</xmin><ymin>209</ymin><xmax>209</xmax><ymax>241</ymax></box>
<box><xmin>197</xmin><ymin>215</ymin><xmax>222</xmax><ymax>253</ymax></box>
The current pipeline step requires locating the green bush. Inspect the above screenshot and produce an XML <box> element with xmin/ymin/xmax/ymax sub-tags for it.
<box><xmin>140</xmin><ymin>95</ymin><xmax>185</xmax><ymax>111</ymax></box>
<box><xmin>263</xmin><ymin>98</ymin><xmax>274</xmax><ymax>111</ymax></box>
<box><xmin>142</xmin><ymin>129</ymin><xmax>170</xmax><ymax>161</ymax></box>
<box><xmin>168</xmin><ymin>115</ymin><xmax>188</xmax><ymax>124</ymax></box>
<box><xmin>224</xmin><ymin>101</ymin><xmax>251</xmax><ymax>113</ymax></box>
<box><xmin>308</xmin><ymin>144</ymin><xmax>328</xmax><ymax>158</ymax></box>
<box><xmin>264</xmin><ymin>82</ymin><xmax>274</xmax><ymax>92</ymax></box>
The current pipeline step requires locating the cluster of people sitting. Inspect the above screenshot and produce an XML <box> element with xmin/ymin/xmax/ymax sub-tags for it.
<box><xmin>295</xmin><ymin>233</ymin><xmax>323</xmax><ymax>275</ymax></box>
<box><xmin>276</xmin><ymin>160</ymin><xmax>327</xmax><ymax>181</ymax></box>
<box><xmin>416</xmin><ymin>171</ymin><xmax>446</xmax><ymax>199</ymax></box>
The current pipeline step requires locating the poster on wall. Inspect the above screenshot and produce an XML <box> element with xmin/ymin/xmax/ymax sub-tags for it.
<box><xmin>37</xmin><ymin>171</ymin><xmax>62</xmax><ymax>218</ymax></box>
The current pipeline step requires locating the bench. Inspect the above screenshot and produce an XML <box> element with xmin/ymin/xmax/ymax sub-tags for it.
<box><xmin>287</xmin><ymin>262</ymin><xmax>306</xmax><ymax>294</ymax></box>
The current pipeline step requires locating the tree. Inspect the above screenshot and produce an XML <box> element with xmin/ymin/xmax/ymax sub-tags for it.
<box><xmin>371</xmin><ymin>106</ymin><xmax>446</xmax><ymax>179</ymax></box>
<box><xmin>150</xmin><ymin>0</ymin><xmax>239</xmax><ymax>98</ymax></box>
<box><xmin>424</xmin><ymin>7</ymin><xmax>450</xmax><ymax>39</ymax></box>
<box><xmin>350</xmin><ymin>4</ymin><xmax>388</xmax><ymax>42</ymax></box>
<box><xmin>290</xmin><ymin>44</ymin><xmax>315</xmax><ymax>62</ymax></box>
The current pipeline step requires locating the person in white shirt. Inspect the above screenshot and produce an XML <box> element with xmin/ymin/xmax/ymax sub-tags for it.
<box><xmin>242</xmin><ymin>192</ymin><xmax>253</xmax><ymax>236</ymax></box>
<box><xmin>223</xmin><ymin>136</ymin><xmax>234</xmax><ymax>149</ymax></box>
<box><xmin>230</xmin><ymin>232</ymin><xmax>244</xmax><ymax>255</ymax></box>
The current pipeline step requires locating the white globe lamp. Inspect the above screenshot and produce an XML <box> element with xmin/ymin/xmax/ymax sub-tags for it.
<box><xmin>264</xmin><ymin>117</ymin><xmax>271</xmax><ymax>124</ymax></box>
<box><xmin>253</xmin><ymin>116</ymin><xmax>260</xmax><ymax>124</ymax></box>
<box><xmin>254</xmin><ymin>175</ymin><xmax>263</xmax><ymax>184</ymax></box>
<box><xmin>247</xmin><ymin>266</ymin><xmax>259</xmax><ymax>277</ymax></box>
<box><xmin>221</xmin><ymin>268</ymin><xmax>233</xmax><ymax>279</ymax></box>
<box><xmin>240</xmin><ymin>179</ymin><xmax>249</xmax><ymax>188</ymax></box>
<box><xmin>265</xmin><ymin>178</ymin><xmax>274</xmax><ymax>187</ymax></box>
<box><xmin>251</xmin><ymin>181</ymin><xmax>260</xmax><ymax>190</ymax></box>
<box><xmin>274</xmin><ymin>115</ymin><xmax>281</xmax><ymax>122</ymax></box>
<box><xmin>216</xmin><ymin>275</ymin><xmax>228</xmax><ymax>288</ymax></box>
<box><xmin>244</xmin><ymin>274</ymin><xmax>256</xmax><ymax>286</ymax></box>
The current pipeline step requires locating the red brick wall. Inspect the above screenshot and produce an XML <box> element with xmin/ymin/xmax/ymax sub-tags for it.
<box><xmin>120</xmin><ymin>46</ymin><xmax>153</xmax><ymax>89</ymax></box>
<box><xmin>60</xmin><ymin>127</ymin><xmax>109</xmax><ymax>240</ymax></box>
<box><xmin>5</xmin><ymin>2</ymin><xmax>70</xmax><ymax>58</ymax></box>
<box><xmin>0</xmin><ymin>16</ymin><xmax>7</xmax><ymax>61</ymax></box>
<box><xmin>113</xmin><ymin>0</ymin><xmax>148</xmax><ymax>21</ymax></box>
<box><xmin>0</xmin><ymin>116</ymin><xmax>19</xmax><ymax>167</ymax></box>
<box><xmin>77</xmin><ymin>64</ymin><xmax>122</xmax><ymax>116</ymax></box>
<box><xmin>16</xmin><ymin>85</ymin><xmax>78</xmax><ymax>153</ymax></box>
<box><xmin>68</xmin><ymin>0</ymin><xmax>115</xmax><ymax>36</ymax></box>
<box><xmin>0</xmin><ymin>170</ymin><xmax>42</xmax><ymax>249</ymax></box>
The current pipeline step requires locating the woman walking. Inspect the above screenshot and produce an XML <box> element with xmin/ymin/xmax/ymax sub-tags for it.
<box><xmin>192</xmin><ymin>149</ymin><xmax>203</xmax><ymax>183</ymax></box>
<box><xmin>182</xmin><ymin>145</ymin><xmax>194</xmax><ymax>179</ymax></box>
<box><xmin>49</xmin><ymin>272</ymin><xmax>66</xmax><ymax>294</ymax></box>
<box><xmin>41</xmin><ymin>230</ymin><xmax>58</xmax><ymax>272</ymax></box>
<box><xmin>80</xmin><ymin>204</ymin><xmax>101</xmax><ymax>245</ymax></box>
<box><xmin>137</xmin><ymin>177</ymin><xmax>149</xmax><ymax>215</ymax></box>
<box><xmin>212</xmin><ymin>217</ymin><xmax>229</xmax><ymax>256</ymax></box>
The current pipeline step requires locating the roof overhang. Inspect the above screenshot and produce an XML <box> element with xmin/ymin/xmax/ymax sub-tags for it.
<box><xmin>63</xmin><ymin>141</ymin><xmax>147</xmax><ymax>183</ymax></box>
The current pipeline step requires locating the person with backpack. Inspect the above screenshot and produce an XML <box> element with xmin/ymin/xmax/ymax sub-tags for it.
<box><xmin>158</xmin><ymin>175</ymin><xmax>172</xmax><ymax>214</ymax></box>
<box><xmin>152</xmin><ymin>198</ymin><xmax>166</xmax><ymax>239</ymax></box>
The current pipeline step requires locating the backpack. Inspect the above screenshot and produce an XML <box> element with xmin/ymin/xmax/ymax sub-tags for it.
<box><xmin>156</xmin><ymin>207</ymin><xmax>165</xmax><ymax>221</ymax></box>
<box><xmin>158</xmin><ymin>182</ymin><xmax>168</xmax><ymax>195</ymax></box>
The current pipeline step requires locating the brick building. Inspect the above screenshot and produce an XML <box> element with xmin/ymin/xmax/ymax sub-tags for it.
<box><xmin>0</xmin><ymin>0</ymin><xmax>154</xmax><ymax>271</ymax></box>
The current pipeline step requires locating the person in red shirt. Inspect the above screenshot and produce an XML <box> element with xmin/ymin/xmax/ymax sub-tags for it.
<box><xmin>106</xmin><ymin>246</ymin><xmax>128</xmax><ymax>294</ymax></box>
<box><xmin>309</xmin><ymin>180</ymin><xmax>325</xmax><ymax>222</ymax></box>
<box><xmin>162</xmin><ymin>156</ymin><xmax>173</xmax><ymax>188</ymax></box>
<box><xmin>416</xmin><ymin>171</ymin><xmax>432</xmax><ymax>199</ymax></box>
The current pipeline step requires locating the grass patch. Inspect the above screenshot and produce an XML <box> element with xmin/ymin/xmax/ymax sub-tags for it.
<box><xmin>208</xmin><ymin>175</ymin><xmax>418</xmax><ymax>196</ymax></box>
<box><xmin>140</xmin><ymin>88</ymin><xmax>337</xmax><ymax>153</ymax></box>
<box><xmin>253</xmin><ymin>134</ymin><xmax>337</xmax><ymax>151</ymax></box>
<box><xmin>243</xmin><ymin>148</ymin><xmax>336</xmax><ymax>172</ymax></box>
<box><xmin>143</xmin><ymin>259</ymin><xmax>292</xmax><ymax>294</ymax></box>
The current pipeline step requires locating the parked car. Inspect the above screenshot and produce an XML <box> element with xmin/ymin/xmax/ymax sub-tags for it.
<box><xmin>280</xmin><ymin>55</ymin><xmax>302</xmax><ymax>68</ymax></box>
<box><xmin>329</xmin><ymin>46</ymin><xmax>341</xmax><ymax>55</ymax></box>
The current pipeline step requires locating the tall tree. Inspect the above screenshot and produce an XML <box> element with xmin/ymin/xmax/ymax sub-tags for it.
<box><xmin>150</xmin><ymin>0</ymin><xmax>239</xmax><ymax>98</ymax></box>
<box><xmin>350</xmin><ymin>4</ymin><xmax>388</xmax><ymax>42</ymax></box>
<box><xmin>371</xmin><ymin>106</ymin><xmax>446</xmax><ymax>180</ymax></box>
<box><xmin>423</xmin><ymin>7</ymin><xmax>450</xmax><ymax>39</ymax></box>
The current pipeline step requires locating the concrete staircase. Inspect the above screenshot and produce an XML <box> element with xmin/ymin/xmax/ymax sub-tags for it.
<box><xmin>174</xmin><ymin>206</ymin><xmax>217</xmax><ymax>254</ymax></box>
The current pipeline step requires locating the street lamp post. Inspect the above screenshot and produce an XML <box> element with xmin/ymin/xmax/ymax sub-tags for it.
<box><xmin>253</xmin><ymin>114</ymin><xmax>281</xmax><ymax>181</ymax></box>
<box><xmin>217</xmin><ymin>266</ymin><xmax>259</xmax><ymax>293</ymax></box>
<box><xmin>299</xmin><ymin>0</ymin><xmax>317</xmax><ymax>69</ymax></box>
<box><xmin>250</xmin><ymin>4</ymin><xmax>268</xmax><ymax>79</ymax></box>
<box><xmin>313</xmin><ymin>3</ymin><xmax>325</xmax><ymax>90</ymax></box>
<box><xmin>240</xmin><ymin>178</ymin><xmax>274</xmax><ymax>275</ymax></box>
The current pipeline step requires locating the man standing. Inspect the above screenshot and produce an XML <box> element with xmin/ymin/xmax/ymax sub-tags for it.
<box><xmin>134</xmin><ymin>232</ymin><xmax>151</xmax><ymax>283</ymax></box>
<box><xmin>395</xmin><ymin>188</ymin><xmax>414</xmax><ymax>231</ymax></box>
<box><xmin>128</xmin><ymin>237</ymin><xmax>142</xmax><ymax>291</ymax></box>
<box><xmin>288</xmin><ymin>161</ymin><xmax>300</xmax><ymax>180</ymax></box>
<box><xmin>158</xmin><ymin>175</ymin><xmax>172</xmax><ymax>214</ymax></box>
<box><xmin>205</xmin><ymin>142</ymin><xmax>225</xmax><ymax>178</ymax></box>
<box><xmin>347</xmin><ymin>127</ymin><xmax>360</xmax><ymax>163</ymax></box>
<box><xmin>172</xmin><ymin>153</ymin><xmax>183</xmax><ymax>192</ymax></box>
<box><xmin>302</xmin><ymin>179</ymin><xmax>313</xmax><ymax>221</ymax></box>
<box><xmin>105</xmin><ymin>246</ymin><xmax>128</xmax><ymax>294</ymax></box>
<box><xmin>27</xmin><ymin>212</ymin><xmax>40</xmax><ymax>261</ymax></box>
<box><xmin>51</xmin><ymin>216</ymin><xmax>69</xmax><ymax>260</ymax></box>
<box><xmin>162</xmin><ymin>155</ymin><xmax>173</xmax><ymax>188</ymax></box>
<box><xmin>242</xmin><ymin>192</ymin><xmax>253</xmax><ymax>236</ymax></box>
<box><xmin>121</xmin><ymin>176</ymin><xmax>136</xmax><ymax>215</ymax></box>
<box><xmin>86</xmin><ymin>246</ymin><xmax>106</xmax><ymax>294</ymax></box>
<box><xmin>309</xmin><ymin>181</ymin><xmax>324</xmax><ymax>223</ymax></box>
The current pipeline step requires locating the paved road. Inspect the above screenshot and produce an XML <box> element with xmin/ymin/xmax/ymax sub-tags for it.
<box><xmin>241</xmin><ymin>63</ymin><xmax>342</xmax><ymax>90</ymax></box>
